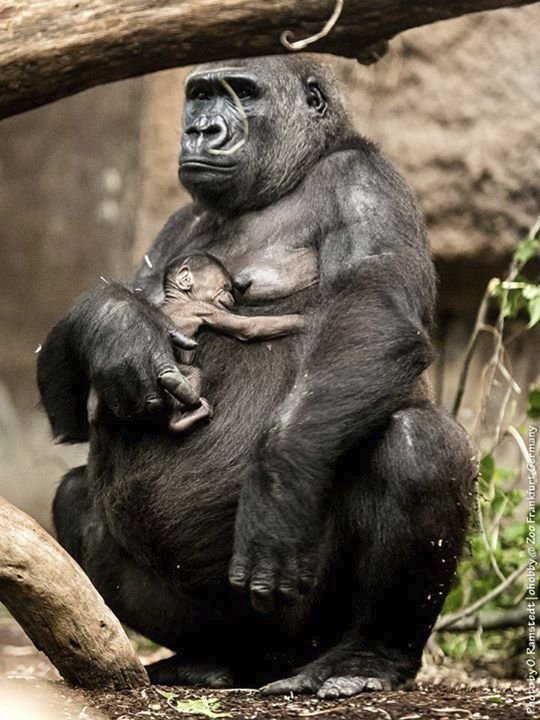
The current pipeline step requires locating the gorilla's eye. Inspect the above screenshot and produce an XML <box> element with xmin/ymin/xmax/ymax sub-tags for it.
<box><xmin>236</xmin><ymin>87</ymin><xmax>251</xmax><ymax>100</ymax></box>
<box><xmin>188</xmin><ymin>85</ymin><xmax>211</xmax><ymax>102</ymax></box>
<box><xmin>228</xmin><ymin>80</ymin><xmax>258</xmax><ymax>102</ymax></box>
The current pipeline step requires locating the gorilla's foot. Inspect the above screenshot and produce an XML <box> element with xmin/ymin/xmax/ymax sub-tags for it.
<box><xmin>261</xmin><ymin>673</ymin><xmax>391</xmax><ymax>698</ymax></box>
<box><xmin>260</xmin><ymin>649</ymin><xmax>415</xmax><ymax>698</ymax></box>
<box><xmin>146</xmin><ymin>655</ymin><xmax>233</xmax><ymax>688</ymax></box>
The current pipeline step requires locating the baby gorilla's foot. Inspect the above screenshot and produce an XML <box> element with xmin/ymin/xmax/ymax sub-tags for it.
<box><xmin>169</xmin><ymin>398</ymin><xmax>213</xmax><ymax>433</ymax></box>
<box><xmin>146</xmin><ymin>654</ymin><xmax>233</xmax><ymax>688</ymax></box>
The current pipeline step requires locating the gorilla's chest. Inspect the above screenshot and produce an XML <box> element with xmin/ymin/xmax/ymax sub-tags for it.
<box><xmin>227</xmin><ymin>242</ymin><xmax>319</xmax><ymax>303</ymax></box>
<box><xmin>190</xmin><ymin>196</ymin><xmax>320</xmax><ymax>303</ymax></box>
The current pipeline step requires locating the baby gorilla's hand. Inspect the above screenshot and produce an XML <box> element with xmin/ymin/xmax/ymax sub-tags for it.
<box><xmin>165</xmin><ymin>301</ymin><xmax>219</xmax><ymax>337</ymax></box>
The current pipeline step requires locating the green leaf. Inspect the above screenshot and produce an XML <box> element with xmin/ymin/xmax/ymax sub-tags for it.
<box><xmin>169</xmin><ymin>696</ymin><xmax>231</xmax><ymax>719</ymax></box>
<box><xmin>528</xmin><ymin>387</ymin><xmax>540</xmax><ymax>419</ymax></box>
<box><xmin>514</xmin><ymin>232</ymin><xmax>540</xmax><ymax>264</ymax></box>
<box><xmin>527</xmin><ymin>295</ymin><xmax>540</xmax><ymax>328</ymax></box>
<box><xmin>503</xmin><ymin>521</ymin><xmax>528</xmax><ymax>543</ymax></box>
<box><xmin>479</xmin><ymin>454</ymin><xmax>495</xmax><ymax>483</ymax></box>
<box><xmin>155</xmin><ymin>689</ymin><xmax>178</xmax><ymax>702</ymax></box>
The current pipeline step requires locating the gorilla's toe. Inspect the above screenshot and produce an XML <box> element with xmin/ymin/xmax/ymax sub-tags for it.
<box><xmin>260</xmin><ymin>673</ymin><xmax>318</xmax><ymax>695</ymax></box>
<box><xmin>317</xmin><ymin>675</ymin><xmax>391</xmax><ymax>698</ymax></box>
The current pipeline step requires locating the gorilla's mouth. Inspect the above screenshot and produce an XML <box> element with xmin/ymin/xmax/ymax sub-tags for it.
<box><xmin>180</xmin><ymin>158</ymin><xmax>237</xmax><ymax>173</ymax></box>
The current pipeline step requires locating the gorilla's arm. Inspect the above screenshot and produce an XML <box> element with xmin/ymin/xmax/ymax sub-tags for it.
<box><xmin>37</xmin><ymin>207</ymin><xmax>197</xmax><ymax>442</ymax></box>
<box><xmin>230</xmin><ymin>161</ymin><xmax>437</xmax><ymax>610</ymax></box>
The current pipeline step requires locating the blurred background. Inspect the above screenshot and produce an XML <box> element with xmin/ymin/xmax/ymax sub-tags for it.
<box><xmin>0</xmin><ymin>3</ymin><xmax>538</xmax><ymax>678</ymax></box>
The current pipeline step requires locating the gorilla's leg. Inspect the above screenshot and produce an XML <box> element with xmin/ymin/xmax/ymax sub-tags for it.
<box><xmin>53</xmin><ymin>467</ymin><xmax>234</xmax><ymax>688</ymax></box>
<box><xmin>53</xmin><ymin>465</ymin><xmax>90</xmax><ymax>563</ymax></box>
<box><xmin>263</xmin><ymin>404</ymin><xmax>476</xmax><ymax>697</ymax></box>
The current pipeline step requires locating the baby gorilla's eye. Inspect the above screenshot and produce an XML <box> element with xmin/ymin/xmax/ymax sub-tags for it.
<box><xmin>236</xmin><ymin>87</ymin><xmax>251</xmax><ymax>100</ymax></box>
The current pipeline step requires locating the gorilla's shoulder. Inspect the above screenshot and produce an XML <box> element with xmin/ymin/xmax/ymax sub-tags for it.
<box><xmin>314</xmin><ymin>135</ymin><xmax>417</xmax><ymax>210</ymax></box>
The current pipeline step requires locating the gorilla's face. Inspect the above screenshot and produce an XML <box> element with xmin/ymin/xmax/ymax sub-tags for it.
<box><xmin>178</xmin><ymin>57</ymin><xmax>349</xmax><ymax>213</ymax></box>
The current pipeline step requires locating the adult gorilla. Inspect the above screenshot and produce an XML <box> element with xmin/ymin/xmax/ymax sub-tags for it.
<box><xmin>38</xmin><ymin>56</ymin><xmax>475</xmax><ymax>697</ymax></box>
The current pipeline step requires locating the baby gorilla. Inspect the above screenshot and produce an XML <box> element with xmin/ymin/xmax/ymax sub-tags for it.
<box><xmin>161</xmin><ymin>251</ymin><xmax>305</xmax><ymax>432</ymax></box>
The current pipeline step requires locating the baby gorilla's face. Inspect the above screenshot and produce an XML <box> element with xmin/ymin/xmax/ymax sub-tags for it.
<box><xmin>192</xmin><ymin>263</ymin><xmax>235</xmax><ymax>309</ymax></box>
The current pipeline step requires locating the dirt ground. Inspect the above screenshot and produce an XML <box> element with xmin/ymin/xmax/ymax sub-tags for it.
<box><xmin>0</xmin><ymin>615</ymin><xmax>533</xmax><ymax>720</ymax></box>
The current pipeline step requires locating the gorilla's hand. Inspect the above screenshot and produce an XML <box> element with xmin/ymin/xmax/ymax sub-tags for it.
<box><xmin>229</xmin><ymin>466</ymin><xmax>321</xmax><ymax>612</ymax></box>
<box><xmin>78</xmin><ymin>284</ymin><xmax>199</xmax><ymax>420</ymax></box>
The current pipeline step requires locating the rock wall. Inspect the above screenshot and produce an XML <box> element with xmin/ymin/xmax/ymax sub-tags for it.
<box><xmin>0</xmin><ymin>79</ymin><xmax>144</xmax><ymax>526</ymax></box>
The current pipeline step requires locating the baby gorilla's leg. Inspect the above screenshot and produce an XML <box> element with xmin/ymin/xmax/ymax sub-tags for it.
<box><xmin>168</xmin><ymin>364</ymin><xmax>213</xmax><ymax>433</ymax></box>
<box><xmin>169</xmin><ymin>398</ymin><xmax>213</xmax><ymax>432</ymax></box>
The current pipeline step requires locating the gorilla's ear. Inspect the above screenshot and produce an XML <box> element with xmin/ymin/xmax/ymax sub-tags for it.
<box><xmin>176</xmin><ymin>266</ymin><xmax>194</xmax><ymax>291</ymax></box>
<box><xmin>305</xmin><ymin>77</ymin><xmax>328</xmax><ymax>117</ymax></box>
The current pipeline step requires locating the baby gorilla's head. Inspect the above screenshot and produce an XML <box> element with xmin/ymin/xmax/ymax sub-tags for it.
<box><xmin>164</xmin><ymin>251</ymin><xmax>235</xmax><ymax>309</ymax></box>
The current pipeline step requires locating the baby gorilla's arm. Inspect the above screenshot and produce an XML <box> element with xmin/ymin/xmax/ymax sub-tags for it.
<box><xmin>204</xmin><ymin>308</ymin><xmax>305</xmax><ymax>342</ymax></box>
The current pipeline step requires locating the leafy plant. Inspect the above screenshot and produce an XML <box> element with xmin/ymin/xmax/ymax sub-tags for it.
<box><xmin>434</xmin><ymin>220</ymin><xmax>539</xmax><ymax>667</ymax></box>
<box><xmin>155</xmin><ymin>689</ymin><xmax>232</xmax><ymax>718</ymax></box>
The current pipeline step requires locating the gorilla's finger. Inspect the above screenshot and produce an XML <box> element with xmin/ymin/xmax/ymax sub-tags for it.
<box><xmin>251</xmin><ymin>589</ymin><xmax>275</xmax><ymax>614</ymax></box>
<box><xmin>144</xmin><ymin>394</ymin><xmax>166</xmax><ymax>415</ymax></box>
<box><xmin>277</xmin><ymin>557</ymin><xmax>300</xmax><ymax>604</ymax></box>
<box><xmin>168</xmin><ymin>328</ymin><xmax>198</xmax><ymax>350</ymax></box>
<box><xmin>159</xmin><ymin>369</ymin><xmax>199</xmax><ymax>407</ymax></box>
<box><xmin>250</xmin><ymin>560</ymin><xmax>278</xmax><ymax>613</ymax></box>
<box><xmin>229</xmin><ymin>558</ymin><xmax>249</xmax><ymax>590</ymax></box>
<box><xmin>298</xmin><ymin>575</ymin><xmax>317</xmax><ymax>595</ymax></box>
<box><xmin>298</xmin><ymin>557</ymin><xmax>318</xmax><ymax>595</ymax></box>
<box><xmin>277</xmin><ymin>578</ymin><xmax>300</xmax><ymax>605</ymax></box>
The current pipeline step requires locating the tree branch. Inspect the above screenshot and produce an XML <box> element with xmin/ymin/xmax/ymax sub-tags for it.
<box><xmin>0</xmin><ymin>1</ymin><xmax>537</xmax><ymax>120</ymax></box>
<box><xmin>0</xmin><ymin>496</ymin><xmax>149</xmax><ymax>690</ymax></box>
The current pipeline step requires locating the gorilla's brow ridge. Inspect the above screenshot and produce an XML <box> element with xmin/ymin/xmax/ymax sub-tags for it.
<box><xmin>186</xmin><ymin>67</ymin><xmax>246</xmax><ymax>83</ymax></box>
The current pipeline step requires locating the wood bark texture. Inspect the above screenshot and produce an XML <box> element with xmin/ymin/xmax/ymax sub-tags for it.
<box><xmin>0</xmin><ymin>1</ymin><xmax>536</xmax><ymax>119</ymax></box>
<box><xmin>0</xmin><ymin>496</ymin><xmax>149</xmax><ymax>690</ymax></box>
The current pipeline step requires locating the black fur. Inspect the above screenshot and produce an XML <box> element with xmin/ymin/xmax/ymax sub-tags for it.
<box><xmin>38</xmin><ymin>56</ymin><xmax>475</xmax><ymax>696</ymax></box>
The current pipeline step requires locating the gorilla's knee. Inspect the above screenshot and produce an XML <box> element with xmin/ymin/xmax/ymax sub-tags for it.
<box><xmin>53</xmin><ymin>465</ymin><xmax>89</xmax><ymax>563</ymax></box>
<box><xmin>382</xmin><ymin>405</ymin><xmax>476</xmax><ymax>531</ymax></box>
<box><xmin>389</xmin><ymin>405</ymin><xmax>474</xmax><ymax>477</ymax></box>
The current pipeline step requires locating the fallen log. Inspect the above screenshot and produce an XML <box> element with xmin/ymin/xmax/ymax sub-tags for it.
<box><xmin>0</xmin><ymin>0</ymin><xmax>536</xmax><ymax>119</ymax></box>
<box><xmin>0</xmin><ymin>496</ymin><xmax>149</xmax><ymax>690</ymax></box>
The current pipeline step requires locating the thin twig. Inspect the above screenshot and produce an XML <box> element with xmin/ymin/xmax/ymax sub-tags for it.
<box><xmin>452</xmin><ymin>289</ymin><xmax>490</xmax><ymax>417</ymax></box>
<box><xmin>507</xmin><ymin>425</ymin><xmax>534</xmax><ymax>466</ymax></box>
<box><xmin>476</xmin><ymin>498</ymin><xmax>506</xmax><ymax>583</ymax></box>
